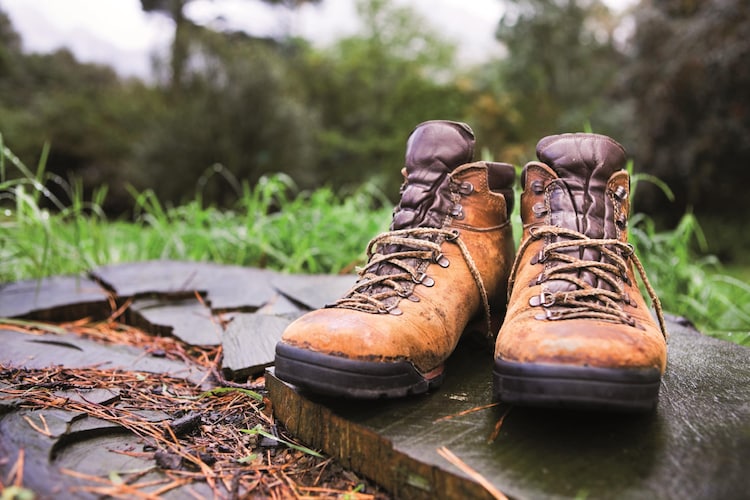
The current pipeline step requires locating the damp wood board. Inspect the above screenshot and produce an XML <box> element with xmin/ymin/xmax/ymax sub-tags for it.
<box><xmin>0</xmin><ymin>275</ymin><xmax>110</xmax><ymax>321</ymax></box>
<box><xmin>267</xmin><ymin>318</ymin><xmax>750</xmax><ymax>500</ymax></box>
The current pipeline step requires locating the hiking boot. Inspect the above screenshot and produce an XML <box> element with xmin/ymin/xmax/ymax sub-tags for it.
<box><xmin>275</xmin><ymin>120</ymin><xmax>516</xmax><ymax>398</ymax></box>
<box><xmin>493</xmin><ymin>133</ymin><xmax>668</xmax><ymax>411</ymax></box>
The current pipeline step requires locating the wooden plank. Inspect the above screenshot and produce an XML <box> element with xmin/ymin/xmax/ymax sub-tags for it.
<box><xmin>128</xmin><ymin>297</ymin><xmax>223</xmax><ymax>346</ymax></box>
<box><xmin>222</xmin><ymin>313</ymin><xmax>293</xmax><ymax>379</ymax></box>
<box><xmin>0</xmin><ymin>328</ymin><xmax>206</xmax><ymax>384</ymax></box>
<box><xmin>268</xmin><ymin>318</ymin><xmax>750</xmax><ymax>499</ymax></box>
<box><xmin>91</xmin><ymin>260</ymin><xmax>278</xmax><ymax>310</ymax></box>
<box><xmin>271</xmin><ymin>273</ymin><xmax>354</xmax><ymax>310</ymax></box>
<box><xmin>0</xmin><ymin>275</ymin><xmax>109</xmax><ymax>321</ymax></box>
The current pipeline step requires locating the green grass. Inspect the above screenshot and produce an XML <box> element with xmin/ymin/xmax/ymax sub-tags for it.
<box><xmin>630</xmin><ymin>212</ymin><xmax>750</xmax><ymax>345</ymax></box>
<box><xmin>1</xmin><ymin>135</ymin><xmax>392</xmax><ymax>281</ymax></box>
<box><xmin>2</xmin><ymin>136</ymin><xmax>749</xmax><ymax>345</ymax></box>
<box><xmin>722</xmin><ymin>264</ymin><xmax>750</xmax><ymax>283</ymax></box>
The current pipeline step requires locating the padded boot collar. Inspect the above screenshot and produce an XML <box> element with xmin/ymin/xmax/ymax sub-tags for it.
<box><xmin>535</xmin><ymin>133</ymin><xmax>626</xmax><ymax>240</ymax></box>
<box><xmin>392</xmin><ymin>121</ymin><xmax>475</xmax><ymax>230</ymax></box>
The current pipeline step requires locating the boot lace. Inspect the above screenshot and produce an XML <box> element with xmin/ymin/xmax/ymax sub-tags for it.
<box><xmin>509</xmin><ymin>225</ymin><xmax>667</xmax><ymax>339</ymax></box>
<box><xmin>331</xmin><ymin>227</ymin><xmax>492</xmax><ymax>336</ymax></box>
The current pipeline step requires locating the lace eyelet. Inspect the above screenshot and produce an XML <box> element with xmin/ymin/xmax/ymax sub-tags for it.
<box><xmin>532</xmin><ymin>202</ymin><xmax>547</xmax><ymax>217</ymax></box>
<box><xmin>530</xmin><ymin>250</ymin><xmax>547</xmax><ymax>265</ymax></box>
<box><xmin>458</xmin><ymin>181</ymin><xmax>474</xmax><ymax>195</ymax></box>
<box><xmin>529</xmin><ymin>291</ymin><xmax>555</xmax><ymax>307</ymax></box>
<box><xmin>528</xmin><ymin>225</ymin><xmax>543</xmax><ymax>239</ymax></box>
<box><xmin>413</xmin><ymin>272</ymin><xmax>435</xmax><ymax>287</ymax></box>
<box><xmin>534</xmin><ymin>308</ymin><xmax>562</xmax><ymax>321</ymax></box>
<box><xmin>450</xmin><ymin>204</ymin><xmax>464</xmax><ymax>220</ymax></box>
<box><xmin>613</xmin><ymin>185</ymin><xmax>628</xmax><ymax>200</ymax></box>
<box><xmin>445</xmin><ymin>229</ymin><xmax>460</xmax><ymax>241</ymax></box>
<box><xmin>434</xmin><ymin>253</ymin><xmax>450</xmax><ymax>268</ymax></box>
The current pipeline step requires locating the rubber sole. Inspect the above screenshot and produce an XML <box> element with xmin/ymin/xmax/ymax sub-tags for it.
<box><xmin>493</xmin><ymin>359</ymin><xmax>662</xmax><ymax>412</ymax></box>
<box><xmin>274</xmin><ymin>343</ymin><xmax>444</xmax><ymax>399</ymax></box>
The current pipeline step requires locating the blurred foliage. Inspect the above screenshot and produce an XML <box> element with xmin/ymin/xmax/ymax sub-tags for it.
<box><xmin>624</xmin><ymin>0</ymin><xmax>750</xmax><ymax>218</ymax></box>
<box><xmin>139</xmin><ymin>0</ymin><xmax>321</xmax><ymax>92</ymax></box>
<box><xmin>133</xmin><ymin>29</ymin><xmax>318</xmax><ymax>206</ymax></box>
<box><xmin>299</xmin><ymin>0</ymin><xmax>471</xmax><ymax>195</ymax></box>
<box><xmin>1</xmin><ymin>0</ymin><xmax>749</xmax><ymax>263</ymax></box>
<box><xmin>487</xmin><ymin>0</ymin><xmax>628</xmax><ymax>161</ymax></box>
<box><xmin>0</xmin><ymin>51</ymin><xmax>157</xmax><ymax>213</ymax></box>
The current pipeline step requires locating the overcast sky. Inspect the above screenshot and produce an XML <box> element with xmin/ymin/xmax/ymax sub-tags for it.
<box><xmin>0</xmin><ymin>0</ymin><xmax>506</xmax><ymax>79</ymax></box>
<box><xmin>0</xmin><ymin>0</ymin><xmax>630</xmax><ymax>80</ymax></box>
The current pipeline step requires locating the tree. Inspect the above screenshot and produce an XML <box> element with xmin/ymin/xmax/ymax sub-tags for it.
<box><xmin>133</xmin><ymin>29</ymin><xmax>318</xmax><ymax>206</ymax></box>
<box><xmin>140</xmin><ymin>0</ymin><xmax>192</xmax><ymax>92</ymax></box>
<box><xmin>300</xmin><ymin>0</ymin><xmax>470</xmax><ymax>196</ymax></box>
<box><xmin>625</xmin><ymin>0</ymin><xmax>750</xmax><ymax>217</ymax></box>
<box><xmin>486</xmin><ymin>0</ymin><xmax>627</xmax><ymax>162</ymax></box>
<box><xmin>140</xmin><ymin>0</ymin><xmax>320</xmax><ymax>93</ymax></box>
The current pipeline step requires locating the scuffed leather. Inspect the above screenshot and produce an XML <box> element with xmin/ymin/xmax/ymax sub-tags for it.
<box><xmin>280</xmin><ymin>121</ymin><xmax>516</xmax><ymax>373</ymax></box>
<box><xmin>371</xmin><ymin>121</ymin><xmax>480</xmax><ymax>309</ymax></box>
<box><xmin>495</xmin><ymin>133</ymin><xmax>667</xmax><ymax>373</ymax></box>
<box><xmin>487</xmin><ymin>163</ymin><xmax>516</xmax><ymax>215</ymax></box>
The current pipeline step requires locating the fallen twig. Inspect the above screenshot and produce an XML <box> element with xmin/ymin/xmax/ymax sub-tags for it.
<box><xmin>437</xmin><ymin>446</ymin><xmax>508</xmax><ymax>500</ymax></box>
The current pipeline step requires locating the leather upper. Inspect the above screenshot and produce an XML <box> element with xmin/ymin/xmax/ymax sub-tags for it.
<box><xmin>280</xmin><ymin>120</ymin><xmax>516</xmax><ymax>372</ymax></box>
<box><xmin>496</xmin><ymin>133</ymin><xmax>667</xmax><ymax>372</ymax></box>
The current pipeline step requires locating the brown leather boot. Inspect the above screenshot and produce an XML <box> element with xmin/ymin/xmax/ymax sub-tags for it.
<box><xmin>275</xmin><ymin>120</ymin><xmax>515</xmax><ymax>398</ymax></box>
<box><xmin>493</xmin><ymin>133</ymin><xmax>668</xmax><ymax>411</ymax></box>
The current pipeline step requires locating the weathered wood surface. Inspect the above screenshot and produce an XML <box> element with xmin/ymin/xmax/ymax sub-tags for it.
<box><xmin>3</xmin><ymin>262</ymin><xmax>748</xmax><ymax>499</ymax></box>
<box><xmin>0</xmin><ymin>395</ymin><xmax>214</xmax><ymax>499</ymax></box>
<box><xmin>267</xmin><ymin>318</ymin><xmax>750</xmax><ymax>500</ymax></box>
<box><xmin>0</xmin><ymin>261</ymin><xmax>357</xmax><ymax>498</ymax></box>
<box><xmin>0</xmin><ymin>262</ymin><xmax>356</xmax><ymax>497</ymax></box>
<box><xmin>0</xmin><ymin>328</ymin><xmax>207</xmax><ymax>384</ymax></box>
<box><xmin>0</xmin><ymin>275</ymin><xmax>110</xmax><ymax>321</ymax></box>
<box><xmin>222</xmin><ymin>313</ymin><xmax>293</xmax><ymax>378</ymax></box>
<box><xmin>91</xmin><ymin>260</ymin><xmax>278</xmax><ymax>310</ymax></box>
<box><xmin>128</xmin><ymin>296</ymin><xmax>223</xmax><ymax>346</ymax></box>
<box><xmin>0</xmin><ymin>261</ymin><xmax>354</xmax><ymax>376</ymax></box>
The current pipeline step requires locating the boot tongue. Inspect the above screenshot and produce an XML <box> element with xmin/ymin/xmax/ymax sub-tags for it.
<box><xmin>391</xmin><ymin>121</ymin><xmax>475</xmax><ymax>230</ymax></box>
<box><xmin>536</xmin><ymin>133</ymin><xmax>626</xmax><ymax>238</ymax></box>
<box><xmin>535</xmin><ymin>133</ymin><xmax>627</xmax><ymax>293</ymax></box>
